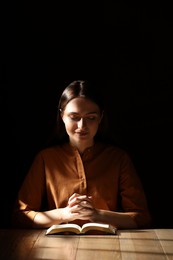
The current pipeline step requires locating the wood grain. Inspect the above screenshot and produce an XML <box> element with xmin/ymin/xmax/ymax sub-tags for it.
<box><xmin>0</xmin><ymin>229</ymin><xmax>173</xmax><ymax>259</ymax></box>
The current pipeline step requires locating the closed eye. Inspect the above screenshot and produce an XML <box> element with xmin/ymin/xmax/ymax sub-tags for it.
<box><xmin>68</xmin><ymin>115</ymin><xmax>98</xmax><ymax>121</ymax></box>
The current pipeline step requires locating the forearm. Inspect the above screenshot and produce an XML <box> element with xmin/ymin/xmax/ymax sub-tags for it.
<box><xmin>91</xmin><ymin>209</ymin><xmax>138</xmax><ymax>229</ymax></box>
<box><xmin>32</xmin><ymin>208</ymin><xmax>69</xmax><ymax>228</ymax></box>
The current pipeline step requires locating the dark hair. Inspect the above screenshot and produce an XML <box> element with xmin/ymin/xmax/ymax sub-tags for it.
<box><xmin>58</xmin><ymin>80</ymin><xmax>104</xmax><ymax>112</ymax></box>
<box><xmin>45</xmin><ymin>80</ymin><xmax>112</xmax><ymax>147</ymax></box>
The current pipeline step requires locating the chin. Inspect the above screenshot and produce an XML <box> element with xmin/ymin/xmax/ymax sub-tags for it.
<box><xmin>75</xmin><ymin>133</ymin><xmax>89</xmax><ymax>139</ymax></box>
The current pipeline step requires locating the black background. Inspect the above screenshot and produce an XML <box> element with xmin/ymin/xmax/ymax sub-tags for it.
<box><xmin>1</xmin><ymin>3</ymin><xmax>173</xmax><ymax>228</ymax></box>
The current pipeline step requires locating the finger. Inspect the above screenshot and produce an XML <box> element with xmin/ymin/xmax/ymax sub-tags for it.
<box><xmin>68</xmin><ymin>193</ymin><xmax>89</xmax><ymax>205</ymax></box>
<box><xmin>69</xmin><ymin>204</ymin><xmax>83</xmax><ymax>213</ymax></box>
<box><xmin>68</xmin><ymin>193</ymin><xmax>80</xmax><ymax>203</ymax></box>
<box><xmin>80</xmin><ymin>201</ymin><xmax>93</xmax><ymax>208</ymax></box>
<box><xmin>68</xmin><ymin>195</ymin><xmax>89</xmax><ymax>207</ymax></box>
<box><xmin>70</xmin><ymin>204</ymin><xmax>93</xmax><ymax>217</ymax></box>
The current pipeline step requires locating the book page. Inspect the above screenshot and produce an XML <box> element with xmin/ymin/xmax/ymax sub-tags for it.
<box><xmin>46</xmin><ymin>223</ymin><xmax>82</xmax><ymax>235</ymax></box>
<box><xmin>81</xmin><ymin>223</ymin><xmax>117</xmax><ymax>234</ymax></box>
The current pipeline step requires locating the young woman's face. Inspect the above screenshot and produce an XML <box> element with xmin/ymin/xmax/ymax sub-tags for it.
<box><xmin>61</xmin><ymin>97</ymin><xmax>102</xmax><ymax>147</ymax></box>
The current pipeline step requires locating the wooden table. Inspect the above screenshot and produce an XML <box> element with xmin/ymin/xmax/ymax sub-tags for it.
<box><xmin>0</xmin><ymin>228</ymin><xmax>173</xmax><ymax>259</ymax></box>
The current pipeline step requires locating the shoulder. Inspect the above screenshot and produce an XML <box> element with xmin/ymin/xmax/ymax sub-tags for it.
<box><xmin>98</xmin><ymin>142</ymin><xmax>128</xmax><ymax>155</ymax></box>
<box><xmin>35</xmin><ymin>143</ymin><xmax>73</xmax><ymax>159</ymax></box>
<box><xmin>34</xmin><ymin>145</ymin><xmax>64</xmax><ymax>159</ymax></box>
<box><xmin>96</xmin><ymin>142</ymin><xmax>131</xmax><ymax>161</ymax></box>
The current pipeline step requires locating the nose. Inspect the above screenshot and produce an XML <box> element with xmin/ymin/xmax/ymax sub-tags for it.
<box><xmin>77</xmin><ymin>118</ymin><xmax>87</xmax><ymax>129</ymax></box>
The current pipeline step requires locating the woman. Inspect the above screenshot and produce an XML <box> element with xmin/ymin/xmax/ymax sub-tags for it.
<box><xmin>12</xmin><ymin>80</ymin><xmax>151</xmax><ymax>229</ymax></box>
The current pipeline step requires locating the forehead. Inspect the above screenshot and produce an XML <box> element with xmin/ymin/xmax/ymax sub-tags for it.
<box><xmin>64</xmin><ymin>97</ymin><xmax>100</xmax><ymax>113</ymax></box>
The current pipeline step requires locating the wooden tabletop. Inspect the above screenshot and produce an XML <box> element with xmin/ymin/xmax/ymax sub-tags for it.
<box><xmin>0</xmin><ymin>228</ymin><xmax>173</xmax><ymax>259</ymax></box>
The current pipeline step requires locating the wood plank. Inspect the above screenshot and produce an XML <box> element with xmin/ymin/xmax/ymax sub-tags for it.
<box><xmin>0</xmin><ymin>228</ymin><xmax>42</xmax><ymax>260</ymax></box>
<box><xmin>76</xmin><ymin>235</ymin><xmax>120</xmax><ymax>260</ymax></box>
<box><xmin>155</xmin><ymin>229</ymin><xmax>173</xmax><ymax>259</ymax></box>
<box><xmin>119</xmin><ymin>230</ymin><xmax>166</xmax><ymax>260</ymax></box>
<box><xmin>28</xmin><ymin>233</ymin><xmax>80</xmax><ymax>259</ymax></box>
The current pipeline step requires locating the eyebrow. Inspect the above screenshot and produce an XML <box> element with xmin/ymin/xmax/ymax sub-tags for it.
<box><xmin>68</xmin><ymin>112</ymin><xmax>99</xmax><ymax>115</ymax></box>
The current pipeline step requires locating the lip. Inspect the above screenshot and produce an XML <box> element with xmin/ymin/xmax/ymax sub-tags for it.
<box><xmin>75</xmin><ymin>132</ymin><xmax>88</xmax><ymax>136</ymax></box>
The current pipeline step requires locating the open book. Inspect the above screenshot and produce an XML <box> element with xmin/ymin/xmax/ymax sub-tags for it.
<box><xmin>46</xmin><ymin>222</ymin><xmax>117</xmax><ymax>235</ymax></box>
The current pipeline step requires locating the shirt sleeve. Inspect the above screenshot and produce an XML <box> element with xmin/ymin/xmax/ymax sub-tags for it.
<box><xmin>12</xmin><ymin>152</ymin><xmax>46</xmax><ymax>228</ymax></box>
<box><xmin>119</xmin><ymin>152</ymin><xmax>151</xmax><ymax>228</ymax></box>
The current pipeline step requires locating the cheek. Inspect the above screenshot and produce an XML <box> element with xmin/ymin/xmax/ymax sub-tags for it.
<box><xmin>90</xmin><ymin>122</ymin><xmax>100</xmax><ymax>133</ymax></box>
<box><xmin>64</xmin><ymin>120</ymin><xmax>76</xmax><ymax>133</ymax></box>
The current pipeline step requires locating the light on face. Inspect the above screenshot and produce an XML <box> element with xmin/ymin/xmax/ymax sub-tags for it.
<box><xmin>67</xmin><ymin>113</ymin><xmax>100</xmax><ymax>123</ymax></box>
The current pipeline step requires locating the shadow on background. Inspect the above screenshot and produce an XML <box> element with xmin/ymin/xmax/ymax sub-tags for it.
<box><xmin>1</xmin><ymin>3</ymin><xmax>173</xmax><ymax>228</ymax></box>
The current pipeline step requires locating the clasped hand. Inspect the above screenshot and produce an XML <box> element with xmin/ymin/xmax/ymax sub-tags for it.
<box><xmin>64</xmin><ymin>193</ymin><xmax>97</xmax><ymax>222</ymax></box>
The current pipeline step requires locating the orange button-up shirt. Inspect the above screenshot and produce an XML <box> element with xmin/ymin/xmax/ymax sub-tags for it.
<box><xmin>13</xmin><ymin>142</ymin><xmax>151</xmax><ymax>228</ymax></box>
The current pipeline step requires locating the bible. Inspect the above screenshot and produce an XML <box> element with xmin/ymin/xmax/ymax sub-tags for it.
<box><xmin>45</xmin><ymin>222</ymin><xmax>117</xmax><ymax>235</ymax></box>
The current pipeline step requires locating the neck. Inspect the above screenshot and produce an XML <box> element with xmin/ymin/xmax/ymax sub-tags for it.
<box><xmin>69</xmin><ymin>140</ymin><xmax>94</xmax><ymax>155</ymax></box>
